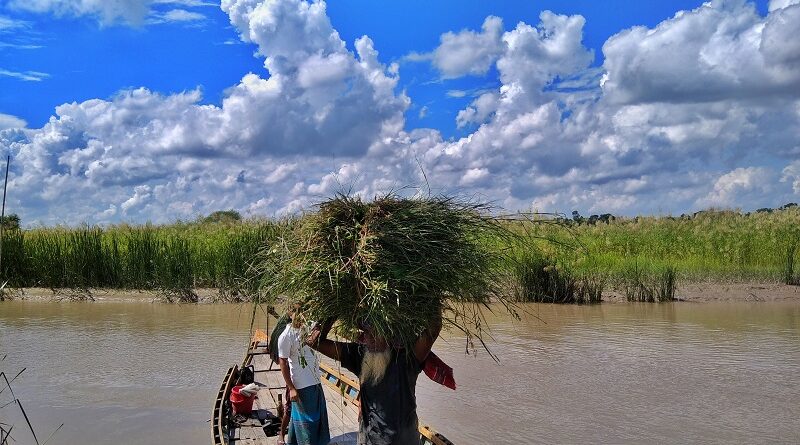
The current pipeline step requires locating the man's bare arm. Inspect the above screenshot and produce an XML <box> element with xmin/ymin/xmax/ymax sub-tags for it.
<box><xmin>278</xmin><ymin>358</ymin><xmax>298</xmax><ymax>402</ymax></box>
<box><xmin>413</xmin><ymin>315</ymin><xmax>442</xmax><ymax>364</ymax></box>
<box><xmin>305</xmin><ymin>318</ymin><xmax>346</xmax><ymax>361</ymax></box>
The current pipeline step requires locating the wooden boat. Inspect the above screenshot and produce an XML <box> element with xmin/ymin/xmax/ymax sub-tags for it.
<box><xmin>212</xmin><ymin>329</ymin><xmax>454</xmax><ymax>445</ymax></box>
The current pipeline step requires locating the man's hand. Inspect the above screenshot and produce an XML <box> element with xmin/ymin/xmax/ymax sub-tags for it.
<box><xmin>305</xmin><ymin>326</ymin><xmax>321</xmax><ymax>347</ymax></box>
<box><xmin>279</xmin><ymin>358</ymin><xmax>300</xmax><ymax>407</ymax></box>
<box><xmin>305</xmin><ymin>318</ymin><xmax>334</xmax><ymax>347</ymax></box>
<box><xmin>305</xmin><ymin>318</ymin><xmax>346</xmax><ymax>361</ymax></box>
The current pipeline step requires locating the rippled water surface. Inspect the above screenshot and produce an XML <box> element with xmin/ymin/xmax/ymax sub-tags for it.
<box><xmin>1</xmin><ymin>301</ymin><xmax>799</xmax><ymax>444</ymax></box>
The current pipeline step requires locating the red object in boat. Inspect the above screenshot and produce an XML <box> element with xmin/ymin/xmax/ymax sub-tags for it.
<box><xmin>230</xmin><ymin>385</ymin><xmax>255</xmax><ymax>415</ymax></box>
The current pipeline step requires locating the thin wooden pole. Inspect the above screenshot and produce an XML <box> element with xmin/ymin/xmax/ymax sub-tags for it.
<box><xmin>0</xmin><ymin>155</ymin><xmax>9</xmax><ymax>282</ymax></box>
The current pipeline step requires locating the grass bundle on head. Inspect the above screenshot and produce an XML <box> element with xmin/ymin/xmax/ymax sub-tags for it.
<box><xmin>254</xmin><ymin>192</ymin><xmax>516</xmax><ymax>354</ymax></box>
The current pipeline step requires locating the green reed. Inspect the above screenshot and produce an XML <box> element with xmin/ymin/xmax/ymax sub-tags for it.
<box><xmin>0</xmin><ymin>220</ymin><xmax>281</xmax><ymax>294</ymax></box>
<box><xmin>517</xmin><ymin>208</ymin><xmax>800</xmax><ymax>283</ymax></box>
<box><xmin>0</xmin><ymin>206</ymin><xmax>796</xmax><ymax>304</ymax></box>
<box><xmin>505</xmin><ymin>207</ymin><xmax>799</xmax><ymax>303</ymax></box>
<box><xmin>510</xmin><ymin>248</ymin><xmax>604</xmax><ymax>304</ymax></box>
<box><xmin>784</xmin><ymin>240</ymin><xmax>798</xmax><ymax>285</ymax></box>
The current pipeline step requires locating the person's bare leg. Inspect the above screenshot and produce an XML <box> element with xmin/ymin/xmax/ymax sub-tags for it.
<box><xmin>278</xmin><ymin>389</ymin><xmax>291</xmax><ymax>444</ymax></box>
<box><xmin>279</xmin><ymin>408</ymin><xmax>290</xmax><ymax>442</ymax></box>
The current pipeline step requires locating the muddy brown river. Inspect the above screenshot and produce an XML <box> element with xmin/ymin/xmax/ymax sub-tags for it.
<box><xmin>1</xmin><ymin>300</ymin><xmax>799</xmax><ymax>444</ymax></box>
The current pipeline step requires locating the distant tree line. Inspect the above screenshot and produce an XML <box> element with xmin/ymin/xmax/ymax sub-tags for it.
<box><xmin>563</xmin><ymin>211</ymin><xmax>616</xmax><ymax>226</ymax></box>
<box><xmin>558</xmin><ymin>202</ymin><xmax>799</xmax><ymax>226</ymax></box>
<box><xmin>752</xmin><ymin>202</ymin><xmax>797</xmax><ymax>214</ymax></box>
<box><xmin>0</xmin><ymin>210</ymin><xmax>245</xmax><ymax>231</ymax></box>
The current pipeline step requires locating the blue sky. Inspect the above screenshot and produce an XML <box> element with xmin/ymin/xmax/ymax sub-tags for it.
<box><xmin>0</xmin><ymin>0</ymin><xmax>798</xmax><ymax>225</ymax></box>
<box><xmin>5</xmin><ymin>0</ymin><xmax>770</xmax><ymax>132</ymax></box>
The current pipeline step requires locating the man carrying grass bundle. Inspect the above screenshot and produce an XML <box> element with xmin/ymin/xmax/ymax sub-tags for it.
<box><xmin>277</xmin><ymin>303</ymin><xmax>330</xmax><ymax>445</ymax></box>
<box><xmin>257</xmin><ymin>193</ymin><xmax>513</xmax><ymax>443</ymax></box>
<box><xmin>308</xmin><ymin>315</ymin><xmax>441</xmax><ymax>445</ymax></box>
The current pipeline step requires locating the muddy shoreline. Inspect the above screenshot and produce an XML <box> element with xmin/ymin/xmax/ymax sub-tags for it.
<box><xmin>0</xmin><ymin>287</ymin><xmax>224</xmax><ymax>303</ymax></box>
<box><xmin>602</xmin><ymin>282</ymin><xmax>800</xmax><ymax>303</ymax></box>
<box><xmin>3</xmin><ymin>282</ymin><xmax>799</xmax><ymax>304</ymax></box>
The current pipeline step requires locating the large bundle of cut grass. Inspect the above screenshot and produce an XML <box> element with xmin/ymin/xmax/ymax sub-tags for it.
<box><xmin>254</xmin><ymin>193</ymin><xmax>515</xmax><ymax>351</ymax></box>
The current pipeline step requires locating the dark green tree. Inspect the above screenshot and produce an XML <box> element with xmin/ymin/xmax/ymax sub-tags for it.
<box><xmin>200</xmin><ymin>210</ymin><xmax>242</xmax><ymax>224</ymax></box>
<box><xmin>0</xmin><ymin>213</ymin><xmax>20</xmax><ymax>230</ymax></box>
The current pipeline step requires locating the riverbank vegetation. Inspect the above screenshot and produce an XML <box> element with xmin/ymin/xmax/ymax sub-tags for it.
<box><xmin>510</xmin><ymin>205</ymin><xmax>799</xmax><ymax>302</ymax></box>
<box><xmin>0</xmin><ymin>215</ymin><xmax>282</xmax><ymax>302</ymax></box>
<box><xmin>0</xmin><ymin>206</ymin><xmax>797</xmax><ymax>303</ymax></box>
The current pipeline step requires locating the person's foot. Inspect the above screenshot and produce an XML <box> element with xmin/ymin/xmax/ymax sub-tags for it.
<box><xmin>276</xmin><ymin>437</ymin><xmax>286</xmax><ymax>445</ymax></box>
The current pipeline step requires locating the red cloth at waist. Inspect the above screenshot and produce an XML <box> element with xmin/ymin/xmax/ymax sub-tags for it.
<box><xmin>423</xmin><ymin>352</ymin><xmax>456</xmax><ymax>390</ymax></box>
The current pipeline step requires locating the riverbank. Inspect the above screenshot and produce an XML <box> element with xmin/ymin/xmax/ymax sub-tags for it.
<box><xmin>4</xmin><ymin>282</ymin><xmax>799</xmax><ymax>303</ymax></box>
<box><xmin>0</xmin><ymin>287</ymin><xmax>223</xmax><ymax>303</ymax></box>
<box><xmin>604</xmin><ymin>282</ymin><xmax>800</xmax><ymax>303</ymax></box>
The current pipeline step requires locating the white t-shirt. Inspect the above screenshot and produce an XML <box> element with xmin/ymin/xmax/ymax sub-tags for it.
<box><xmin>277</xmin><ymin>324</ymin><xmax>321</xmax><ymax>390</ymax></box>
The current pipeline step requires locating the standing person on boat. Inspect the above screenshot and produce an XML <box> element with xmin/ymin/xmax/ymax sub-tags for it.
<box><xmin>277</xmin><ymin>303</ymin><xmax>330</xmax><ymax>445</ymax></box>
<box><xmin>307</xmin><ymin>315</ymin><xmax>442</xmax><ymax>445</ymax></box>
<box><xmin>269</xmin><ymin>306</ymin><xmax>293</xmax><ymax>444</ymax></box>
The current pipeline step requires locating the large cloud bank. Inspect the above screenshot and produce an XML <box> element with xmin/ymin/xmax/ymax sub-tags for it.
<box><xmin>2</xmin><ymin>0</ymin><xmax>799</xmax><ymax>225</ymax></box>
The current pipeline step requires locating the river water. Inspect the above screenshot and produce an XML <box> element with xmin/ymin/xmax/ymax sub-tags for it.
<box><xmin>1</xmin><ymin>300</ymin><xmax>799</xmax><ymax>444</ymax></box>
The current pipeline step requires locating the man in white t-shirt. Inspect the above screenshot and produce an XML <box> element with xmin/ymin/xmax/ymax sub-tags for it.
<box><xmin>277</xmin><ymin>304</ymin><xmax>329</xmax><ymax>445</ymax></box>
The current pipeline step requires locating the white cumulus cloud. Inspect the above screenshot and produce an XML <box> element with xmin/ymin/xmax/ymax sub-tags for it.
<box><xmin>697</xmin><ymin>167</ymin><xmax>772</xmax><ymax>208</ymax></box>
<box><xmin>601</xmin><ymin>0</ymin><xmax>800</xmax><ymax>105</ymax></box>
<box><xmin>456</xmin><ymin>92</ymin><xmax>499</xmax><ymax>128</ymax></box>
<box><xmin>768</xmin><ymin>0</ymin><xmax>800</xmax><ymax>11</ymax></box>
<box><xmin>431</xmin><ymin>16</ymin><xmax>505</xmax><ymax>79</ymax></box>
<box><xmin>782</xmin><ymin>161</ymin><xmax>800</xmax><ymax>194</ymax></box>
<box><xmin>0</xmin><ymin>113</ymin><xmax>26</xmax><ymax>130</ymax></box>
<box><xmin>121</xmin><ymin>185</ymin><xmax>153</xmax><ymax>213</ymax></box>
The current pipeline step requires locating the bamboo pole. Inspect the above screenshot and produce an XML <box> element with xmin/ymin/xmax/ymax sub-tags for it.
<box><xmin>0</xmin><ymin>155</ymin><xmax>9</xmax><ymax>283</ymax></box>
